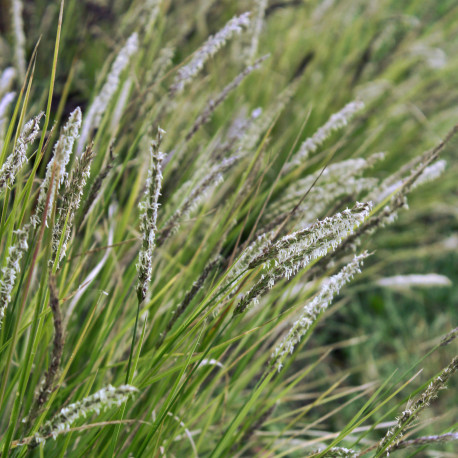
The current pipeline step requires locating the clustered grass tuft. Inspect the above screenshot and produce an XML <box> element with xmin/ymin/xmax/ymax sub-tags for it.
<box><xmin>0</xmin><ymin>0</ymin><xmax>457</xmax><ymax>456</ymax></box>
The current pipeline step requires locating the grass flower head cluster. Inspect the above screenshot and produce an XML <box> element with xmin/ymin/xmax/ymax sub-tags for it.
<box><xmin>0</xmin><ymin>1</ymin><xmax>456</xmax><ymax>456</ymax></box>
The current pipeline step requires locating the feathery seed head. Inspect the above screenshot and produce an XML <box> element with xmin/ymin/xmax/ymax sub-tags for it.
<box><xmin>170</xmin><ymin>13</ymin><xmax>251</xmax><ymax>94</ymax></box>
<box><xmin>315</xmin><ymin>447</ymin><xmax>358</xmax><ymax>457</ymax></box>
<box><xmin>374</xmin><ymin>159</ymin><xmax>447</xmax><ymax>204</ymax></box>
<box><xmin>265</xmin><ymin>176</ymin><xmax>377</xmax><ymax>226</ymax></box>
<box><xmin>271</xmin><ymin>252</ymin><xmax>370</xmax><ymax>371</ymax></box>
<box><xmin>32</xmin><ymin>385</ymin><xmax>138</xmax><ymax>445</ymax></box>
<box><xmin>0</xmin><ymin>67</ymin><xmax>16</xmax><ymax>96</ymax></box>
<box><xmin>0</xmin><ymin>227</ymin><xmax>29</xmax><ymax>328</ymax></box>
<box><xmin>440</xmin><ymin>327</ymin><xmax>458</xmax><ymax>347</ymax></box>
<box><xmin>11</xmin><ymin>0</ymin><xmax>26</xmax><ymax>81</ymax></box>
<box><xmin>414</xmin><ymin>159</ymin><xmax>447</xmax><ymax>187</ymax></box>
<box><xmin>157</xmin><ymin>155</ymin><xmax>239</xmax><ymax>246</ymax></box>
<box><xmin>78</xmin><ymin>33</ymin><xmax>139</xmax><ymax>154</ymax></box>
<box><xmin>378</xmin><ymin>356</ymin><xmax>458</xmax><ymax>454</ymax></box>
<box><xmin>50</xmin><ymin>143</ymin><xmax>95</xmax><ymax>268</ymax></box>
<box><xmin>376</xmin><ymin>273</ymin><xmax>452</xmax><ymax>289</ymax></box>
<box><xmin>186</xmin><ymin>55</ymin><xmax>269</xmax><ymax>142</ymax></box>
<box><xmin>234</xmin><ymin>204</ymin><xmax>371</xmax><ymax>315</ymax></box>
<box><xmin>284</xmin><ymin>100</ymin><xmax>365</xmax><ymax>171</ymax></box>
<box><xmin>32</xmin><ymin>107</ymin><xmax>82</xmax><ymax>228</ymax></box>
<box><xmin>0</xmin><ymin>92</ymin><xmax>16</xmax><ymax>120</ymax></box>
<box><xmin>137</xmin><ymin>128</ymin><xmax>166</xmax><ymax>301</ymax></box>
<box><xmin>0</xmin><ymin>112</ymin><xmax>43</xmax><ymax>194</ymax></box>
<box><xmin>250</xmin><ymin>201</ymin><xmax>372</xmax><ymax>269</ymax></box>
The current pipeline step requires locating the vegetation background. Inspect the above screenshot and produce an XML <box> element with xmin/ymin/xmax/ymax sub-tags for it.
<box><xmin>0</xmin><ymin>0</ymin><xmax>456</xmax><ymax>456</ymax></box>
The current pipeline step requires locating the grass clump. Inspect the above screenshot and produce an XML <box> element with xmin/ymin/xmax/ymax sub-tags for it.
<box><xmin>0</xmin><ymin>0</ymin><xmax>457</xmax><ymax>456</ymax></box>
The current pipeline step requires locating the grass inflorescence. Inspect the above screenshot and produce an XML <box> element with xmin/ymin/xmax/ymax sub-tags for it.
<box><xmin>0</xmin><ymin>0</ymin><xmax>457</xmax><ymax>456</ymax></box>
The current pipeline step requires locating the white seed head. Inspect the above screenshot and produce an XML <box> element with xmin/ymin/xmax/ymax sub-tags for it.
<box><xmin>78</xmin><ymin>33</ymin><xmax>139</xmax><ymax>154</ymax></box>
<box><xmin>33</xmin><ymin>384</ymin><xmax>138</xmax><ymax>444</ymax></box>
<box><xmin>137</xmin><ymin>128</ymin><xmax>166</xmax><ymax>300</ymax></box>
<box><xmin>272</xmin><ymin>252</ymin><xmax>369</xmax><ymax>370</ymax></box>
<box><xmin>378</xmin><ymin>356</ymin><xmax>458</xmax><ymax>454</ymax></box>
<box><xmin>0</xmin><ymin>92</ymin><xmax>16</xmax><ymax>120</ymax></box>
<box><xmin>0</xmin><ymin>112</ymin><xmax>43</xmax><ymax>194</ymax></box>
<box><xmin>170</xmin><ymin>13</ymin><xmax>251</xmax><ymax>94</ymax></box>
<box><xmin>51</xmin><ymin>142</ymin><xmax>94</xmax><ymax>268</ymax></box>
<box><xmin>160</xmin><ymin>156</ymin><xmax>238</xmax><ymax>246</ymax></box>
<box><xmin>372</xmin><ymin>159</ymin><xmax>447</xmax><ymax>205</ymax></box>
<box><xmin>0</xmin><ymin>67</ymin><xmax>16</xmax><ymax>96</ymax></box>
<box><xmin>11</xmin><ymin>0</ymin><xmax>26</xmax><ymax>81</ymax></box>
<box><xmin>235</xmin><ymin>203</ymin><xmax>371</xmax><ymax>315</ymax></box>
<box><xmin>376</xmin><ymin>274</ymin><xmax>452</xmax><ymax>289</ymax></box>
<box><xmin>410</xmin><ymin>43</ymin><xmax>447</xmax><ymax>69</ymax></box>
<box><xmin>32</xmin><ymin>108</ymin><xmax>82</xmax><ymax>228</ymax></box>
<box><xmin>0</xmin><ymin>228</ymin><xmax>29</xmax><ymax>329</ymax></box>
<box><xmin>285</xmin><ymin>101</ymin><xmax>365</xmax><ymax>171</ymax></box>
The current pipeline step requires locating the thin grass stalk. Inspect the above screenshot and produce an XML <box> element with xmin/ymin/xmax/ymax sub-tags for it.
<box><xmin>185</xmin><ymin>55</ymin><xmax>269</xmax><ymax>142</ymax></box>
<box><xmin>376</xmin><ymin>356</ymin><xmax>458</xmax><ymax>456</ymax></box>
<box><xmin>28</xmin><ymin>275</ymin><xmax>65</xmax><ymax>424</ymax></box>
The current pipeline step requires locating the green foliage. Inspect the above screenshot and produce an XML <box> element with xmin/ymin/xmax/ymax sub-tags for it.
<box><xmin>0</xmin><ymin>0</ymin><xmax>456</xmax><ymax>456</ymax></box>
